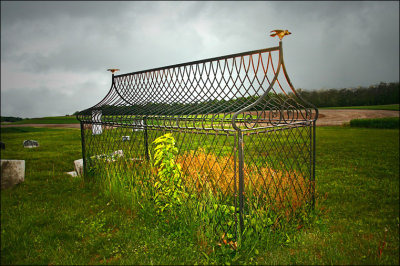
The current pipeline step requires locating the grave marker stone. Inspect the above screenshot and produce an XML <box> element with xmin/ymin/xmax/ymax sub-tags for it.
<box><xmin>1</xmin><ymin>160</ymin><xmax>25</xmax><ymax>189</ymax></box>
<box><xmin>23</xmin><ymin>140</ymin><xmax>39</xmax><ymax>148</ymax></box>
<box><xmin>74</xmin><ymin>159</ymin><xmax>84</xmax><ymax>176</ymax></box>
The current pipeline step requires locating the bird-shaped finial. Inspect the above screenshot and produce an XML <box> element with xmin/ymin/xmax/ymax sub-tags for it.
<box><xmin>270</xmin><ymin>29</ymin><xmax>291</xmax><ymax>40</ymax></box>
<box><xmin>107</xmin><ymin>68</ymin><xmax>120</xmax><ymax>74</ymax></box>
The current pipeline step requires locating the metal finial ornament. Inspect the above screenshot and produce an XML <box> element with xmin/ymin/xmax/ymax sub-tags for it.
<box><xmin>270</xmin><ymin>29</ymin><xmax>291</xmax><ymax>40</ymax></box>
<box><xmin>107</xmin><ymin>68</ymin><xmax>120</xmax><ymax>74</ymax></box>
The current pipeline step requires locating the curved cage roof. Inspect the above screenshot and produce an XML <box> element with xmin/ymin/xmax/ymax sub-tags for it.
<box><xmin>77</xmin><ymin>41</ymin><xmax>318</xmax><ymax>132</ymax></box>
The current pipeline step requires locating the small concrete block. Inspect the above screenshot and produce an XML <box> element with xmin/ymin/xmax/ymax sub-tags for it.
<box><xmin>66</xmin><ymin>171</ymin><xmax>78</xmax><ymax>177</ymax></box>
<box><xmin>23</xmin><ymin>140</ymin><xmax>39</xmax><ymax>148</ymax></box>
<box><xmin>1</xmin><ymin>160</ymin><xmax>25</xmax><ymax>189</ymax></box>
<box><xmin>122</xmin><ymin>136</ymin><xmax>130</xmax><ymax>141</ymax></box>
<box><xmin>74</xmin><ymin>159</ymin><xmax>83</xmax><ymax>176</ymax></box>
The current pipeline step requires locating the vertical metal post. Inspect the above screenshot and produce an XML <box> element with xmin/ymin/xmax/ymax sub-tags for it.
<box><xmin>312</xmin><ymin>121</ymin><xmax>316</xmax><ymax>209</ymax></box>
<box><xmin>80</xmin><ymin>122</ymin><xmax>87</xmax><ymax>179</ymax></box>
<box><xmin>144</xmin><ymin>117</ymin><xmax>150</xmax><ymax>160</ymax></box>
<box><xmin>308</xmin><ymin>122</ymin><xmax>313</xmax><ymax>208</ymax></box>
<box><xmin>237</xmin><ymin>130</ymin><xmax>245</xmax><ymax>235</ymax></box>
<box><xmin>233</xmin><ymin>134</ymin><xmax>238</xmax><ymax>240</ymax></box>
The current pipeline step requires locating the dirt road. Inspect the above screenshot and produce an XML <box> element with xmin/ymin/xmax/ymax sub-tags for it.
<box><xmin>315</xmin><ymin>109</ymin><xmax>399</xmax><ymax>126</ymax></box>
<box><xmin>1</xmin><ymin>109</ymin><xmax>398</xmax><ymax>128</ymax></box>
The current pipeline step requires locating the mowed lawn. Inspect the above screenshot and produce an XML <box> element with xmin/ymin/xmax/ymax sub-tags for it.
<box><xmin>1</xmin><ymin>126</ymin><xmax>399</xmax><ymax>265</ymax></box>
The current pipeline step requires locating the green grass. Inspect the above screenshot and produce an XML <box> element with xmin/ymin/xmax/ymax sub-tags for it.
<box><xmin>1</xmin><ymin>126</ymin><xmax>399</xmax><ymax>264</ymax></box>
<box><xmin>1</xmin><ymin>127</ymin><xmax>65</xmax><ymax>134</ymax></box>
<box><xmin>3</xmin><ymin>115</ymin><xmax>79</xmax><ymax>124</ymax></box>
<box><xmin>321</xmin><ymin>104</ymin><xmax>399</xmax><ymax>111</ymax></box>
<box><xmin>350</xmin><ymin>117</ymin><xmax>399</xmax><ymax>129</ymax></box>
<box><xmin>256</xmin><ymin>127</ymin><xmax>399</xmax><ymax>264</ymax></box>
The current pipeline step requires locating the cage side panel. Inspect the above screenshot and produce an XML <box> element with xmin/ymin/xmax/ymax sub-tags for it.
<box><xmin>82</xmin><ymin>122</ymin><xmax>148</xmax><ymax>181</ymax></box>
<box><xmin>146</xmin><ymin>129</ymin><xmax>240</xmax><ymax>242</ymax></box>
<box><xmin>82</xmin><ymin>124</ymin><xmax>241</xmax><ymax>242</ymax></box>
<box><xmin>242</xmin><ymin>124</ymin><xmax>313</xmax><ymax>233</ymax></box>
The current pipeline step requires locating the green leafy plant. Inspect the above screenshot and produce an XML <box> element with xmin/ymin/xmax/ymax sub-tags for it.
<box><xmin>152</xmin><ymin>133</ymin><xmax>188</xmax><ymax>215</ymax></box>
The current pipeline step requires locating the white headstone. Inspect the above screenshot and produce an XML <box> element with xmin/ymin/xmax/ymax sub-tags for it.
<box><xmin>132</xmin><ymin>119</ymin><xmax>144</xmax><ymax>132</ymax></box>
<box><xmin>74</xmin><ymin>159</ymin><xmax>84</xmax><ymax>176</ymax></box>
<box><xmin>92</xmin><ymin>110</ymin><xmax>103</xmax><ymax>135</ymax></box>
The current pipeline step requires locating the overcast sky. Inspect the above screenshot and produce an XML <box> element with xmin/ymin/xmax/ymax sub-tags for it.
<box><xmin>1</xmin><ymin>1</ymin><xmax>399</xmax><ymax>118</ymax></box>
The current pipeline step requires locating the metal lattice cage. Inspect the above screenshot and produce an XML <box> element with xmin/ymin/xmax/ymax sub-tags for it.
<box><xmin>76</xmin><ymin>40</ymin><xmax>318</xmax><ymax>243</ymax></box>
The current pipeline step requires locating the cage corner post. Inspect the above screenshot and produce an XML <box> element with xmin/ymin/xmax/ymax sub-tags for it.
<box><xmin>237</xmin><ymin>129</ymin><xmax>245</xmax><ymax>238</ymax></box>
<box><xmin>144</xmin><ymin>116</ymin><xmax>150</xmax><ymax>161</ymax></box>
<box><xmin>312</xmin><ymin>119</ymin><xmax>316</xmax><ymax>209</ymax></box>
<box><xmin>79</xmin><ymin>121</ymin><xmax>87</xmax><ymax>179</ymax></box>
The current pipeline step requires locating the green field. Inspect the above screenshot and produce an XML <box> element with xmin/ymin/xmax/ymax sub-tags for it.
<box><xmin>350</xmin><ymin>117</ymin><xmax>399</xmax><ymax>129</ymax></box>
<box><xmin>1</xmin><ymin>126</ymin><xmax>399</xmax><ymax>265</ymax></box>
<box><xmin>321</xmin><ymin>104</ymin><xmax>399</xmax><ymax>111</ymax></box>
<box><xmin>2</xmin><ymin>103</ymin><xmax>398</xmax><ymax>127</ymax></box>
<box><xmin>4</xmin><ymin>116</ymin><xmax>80</xmax><ymax>124</ymax></box>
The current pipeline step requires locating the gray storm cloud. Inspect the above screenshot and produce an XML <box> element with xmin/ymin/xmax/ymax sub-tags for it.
<box><xmin>1</xmin><ymin>1</ymin><xmax>399</xmax><ymax>118</ymax></box>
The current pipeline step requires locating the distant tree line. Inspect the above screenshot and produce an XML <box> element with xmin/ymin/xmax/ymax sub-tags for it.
<box><xmin>296</xmin><ymin>82</ymin><xmax>399</xmax><ymax>108</ymax></box>
<box><xmin>76</xmin><ymin>82</ymin><xmax>399</xmax><ymax>116</ymax></box>
<box><xmin>1</xmin><ymin>116</ymin><xmax>23</xmax><ymax>122</ymax></box>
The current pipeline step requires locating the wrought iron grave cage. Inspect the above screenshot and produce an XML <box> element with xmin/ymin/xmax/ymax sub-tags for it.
<box><xmin>76</xmin><ymin>39</ymin><xmax>318</xmax><ymax>242</ymax></box>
